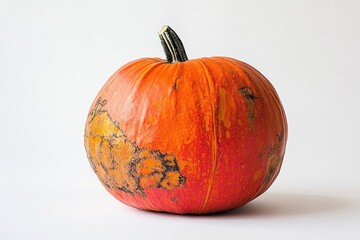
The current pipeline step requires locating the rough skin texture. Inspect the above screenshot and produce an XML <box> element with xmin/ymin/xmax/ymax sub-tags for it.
<box><xmin>84</xmin><ymin>98</ymin><xmax>186</xmax><ymax>196</ymax></box>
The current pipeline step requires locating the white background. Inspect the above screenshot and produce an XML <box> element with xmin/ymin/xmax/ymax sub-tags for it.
<box><xmin>1</xmin><ymin>0</ymin><xmax>360</xmax><ymax>239</ymax></box>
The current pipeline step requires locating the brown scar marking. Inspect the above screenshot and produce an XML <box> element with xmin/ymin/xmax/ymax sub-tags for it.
<box><xmin>84</xmin><ymin>98</ymin><xmax>186</xmax><ymax>196</ymax></box>
<box><xmin>261</xmin><ymin>131</ymin><xmax>285</xmax><ymax>185</ymax></box>
<box><xmin>239</xmin><ymin>86</ymin><xmax>257</xmax><ymax>130</ymax></box>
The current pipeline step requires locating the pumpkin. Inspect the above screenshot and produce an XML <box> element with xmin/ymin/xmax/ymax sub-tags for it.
<box><xmin>84</xmin><ymin>26</ymin><xmax>287</xmax><ymax>214</ymax></box>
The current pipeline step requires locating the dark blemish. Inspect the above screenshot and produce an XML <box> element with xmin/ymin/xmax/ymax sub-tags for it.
<box><xmin>102</xmin><ymin>181</ymin><xmax>112</xmax><ymax>190</ymax></box>
<box><xmin>171</xmin><ymin>196</ymin><xmax>178</xmax><ymax>202</ymax></box>
<box><xmin>277</xmin><ymin>131</ymin><xmax>284</xmax><ymax>143</ymax></box>
<box><xmin>179</xmin><ymin>175</ymin><xmax>185</xmax><ymax>184</ymax></box>
<box><xmin>267</xmin><ymin>131</ymin><xmax>284</xmax><ymax>157</ymax></box>
<box><xmin>118</xmin><ymin>186</ymin><xmax>135</xmax><ymax>195</ymax></box>
<box><xmin>262</xmin><ymin>131</ymin><xmax>285</xmax><ymax>185</ymax></box>
<box><xmin>85</xmin><ymin>98</ymin><xmax>186</xmax><ymax>196</ymax></box>
<box><xmin>88</xmin><ymin>97</ymin><xmax>108</xmax><ymax>123</ymax></box>
<box><xmin>173</xmin><ymin>76</ymin><xmax>180</xmax><ymax>90</ymax></box>
<box><xmin>100</xmin><ymin>162</ymin><xmax>108</xmax><ymax>174</ymax></box>
<box><xmin>239</xmin><ymin>86</ymin><xmax>257</xmax><ymax>130</ymax></box>
<box><xmin>239</xmin><ymin>86</ymin><xmax>257</xmax><ymax>100</ymax></box>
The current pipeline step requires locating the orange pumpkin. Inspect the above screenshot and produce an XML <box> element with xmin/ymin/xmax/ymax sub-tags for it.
<box><xmin>84</xmin><ymin>26</ymin><xmax>287</xmax><ymax>214</ymax></box>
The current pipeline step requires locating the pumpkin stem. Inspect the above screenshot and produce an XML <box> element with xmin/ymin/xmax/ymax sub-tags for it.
<box><xmin>159</xmin><ymin>26</ymin><xmax>188</xmax><ymax>63</ymax></box>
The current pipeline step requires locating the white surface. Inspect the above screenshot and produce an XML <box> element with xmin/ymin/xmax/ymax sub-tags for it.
<box><xmin>1</xmin><ymin>0</ymin><xmax>360</xmax><ymax>239</ymax></box>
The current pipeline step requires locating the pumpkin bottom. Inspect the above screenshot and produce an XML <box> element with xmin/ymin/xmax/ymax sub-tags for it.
<box><xmin>108</xmin><ymin>185</ymin><xmax>264</xmax><ymax>214</ymax></box>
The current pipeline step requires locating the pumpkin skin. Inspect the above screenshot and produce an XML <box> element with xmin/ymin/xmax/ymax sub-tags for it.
<box><xmin>84</xmin><ymin>28</ymin><xmax>287</xmax><ymax>214</ymax></box>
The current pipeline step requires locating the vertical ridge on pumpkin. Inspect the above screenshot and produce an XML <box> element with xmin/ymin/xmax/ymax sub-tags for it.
<box><xmin>197</xmin><ymin>59</ymin><xmax>218</xmax><ymax>213</ymax></box>
<box><xmin>122</xmin><ymin>61</ymin><xmax>163</xmax><ymax>141</ymax></box>
<box><xmin>105</xmin><ymin>59</ymin><xmax>158</xmax><ymax>94</ymax></box>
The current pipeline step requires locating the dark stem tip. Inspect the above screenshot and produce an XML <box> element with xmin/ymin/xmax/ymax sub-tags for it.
<box><xmin>159</xmin><ymin>25</ymin><xmax>188</xmax><ymax>63</ymax></box>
